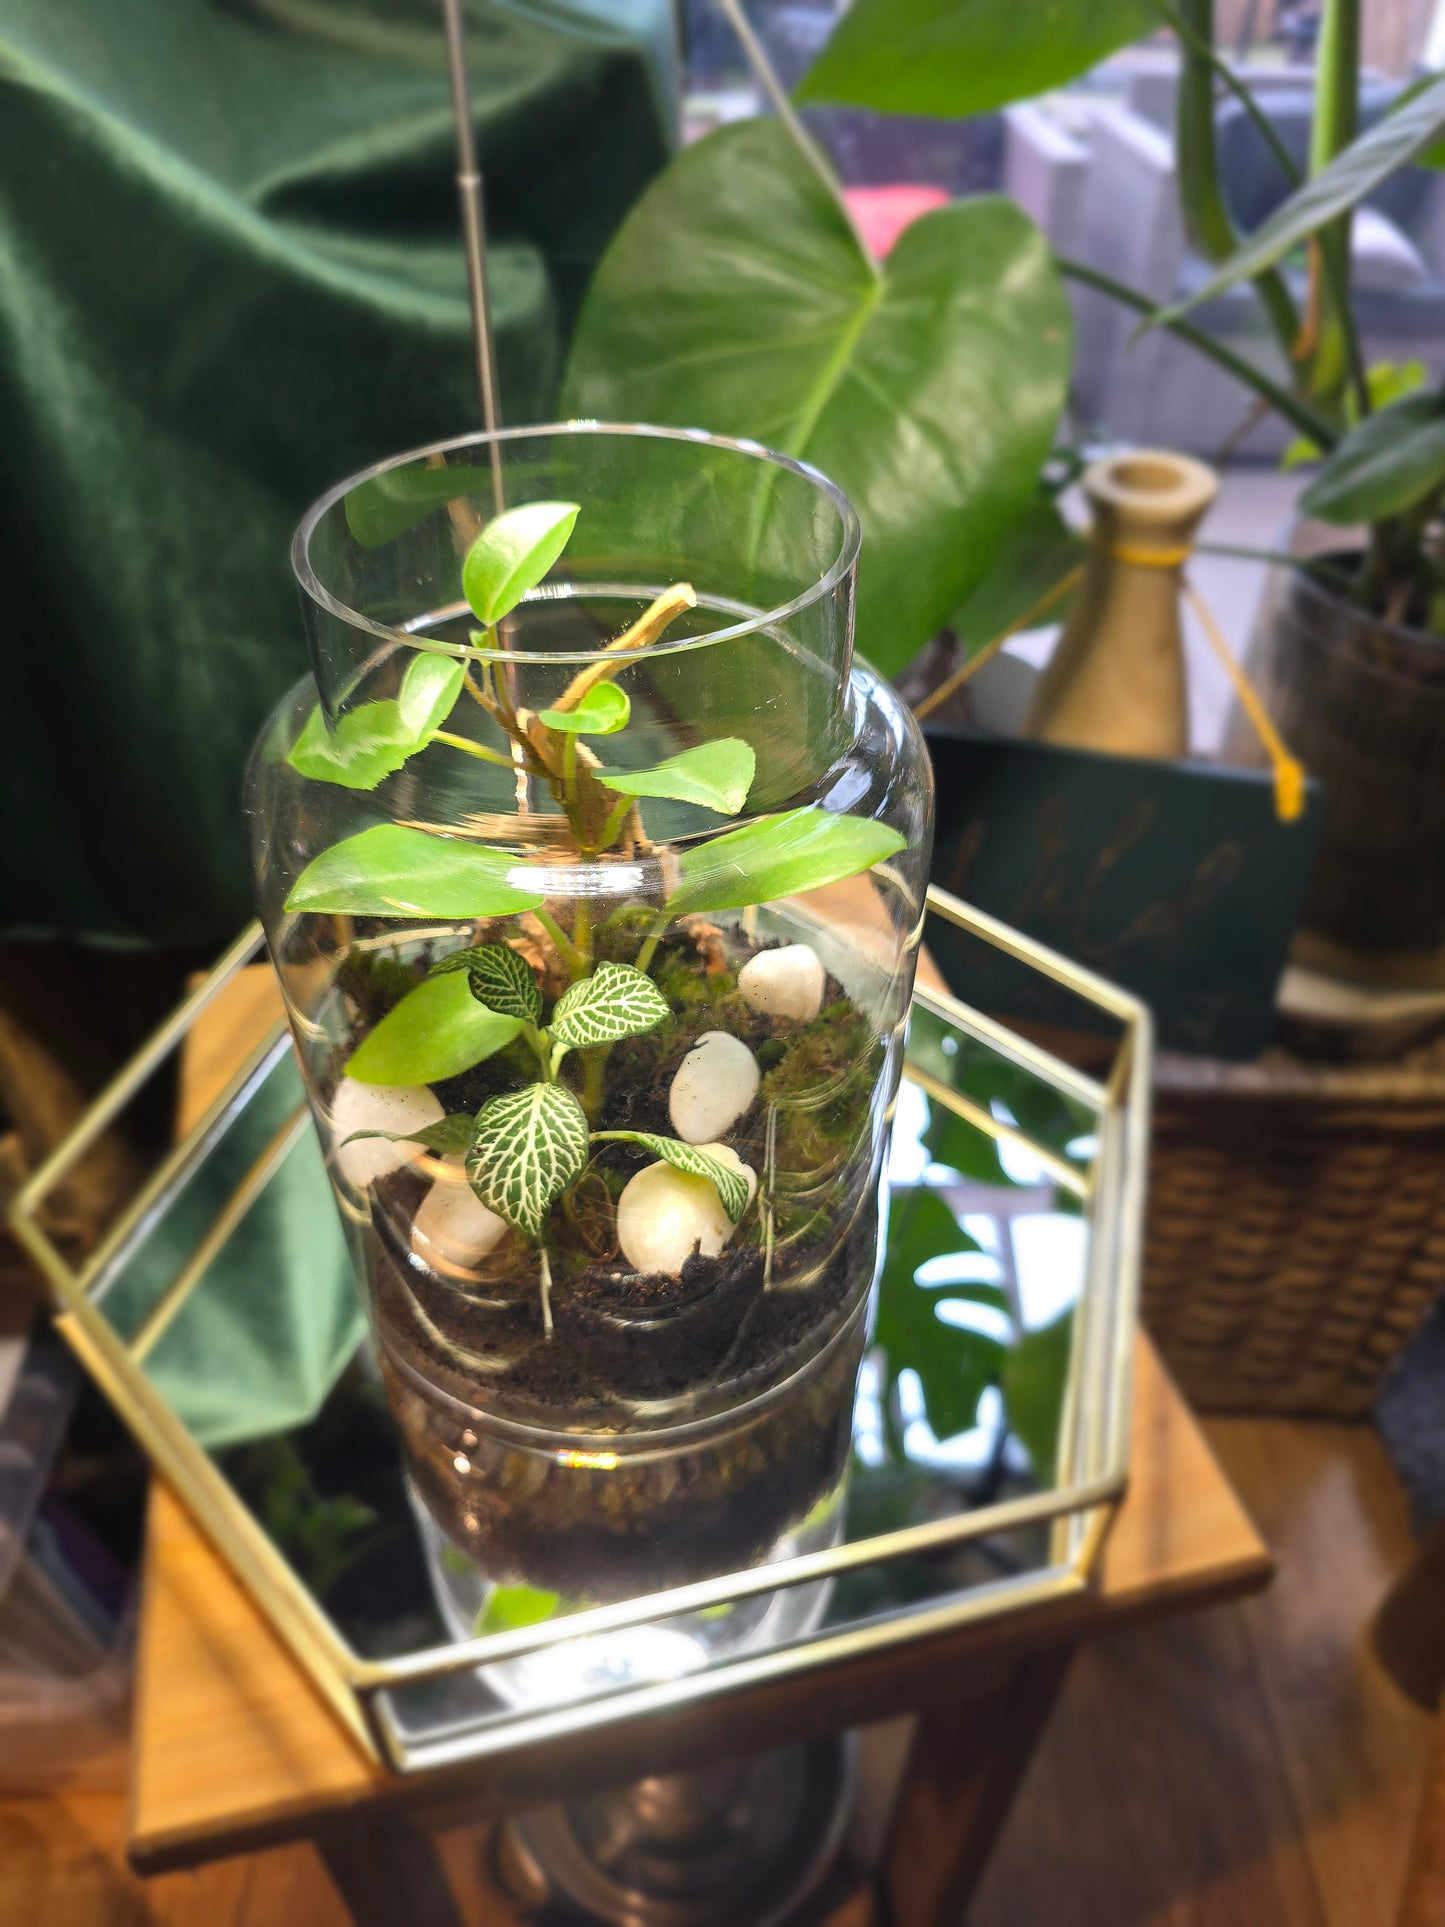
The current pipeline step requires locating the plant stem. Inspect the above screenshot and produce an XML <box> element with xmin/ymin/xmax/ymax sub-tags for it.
<box><xmin>533</xmin><ymin>906</ymin><xmax>586</xmax><ymax>979</ymax></box>
<box><xmin>598</xmin><ymin>796</ymin><xmax>633</xmax><ymax>851</ymax></box>
<box><xmin>537</xmin><ymin>1246</ymin><xmax>554</xmax><ymax>1337</ymax></box>
<box><xmin>715</xmin><ymin>0</ymin><xmax>877</xmax><ymax>269</ymax></box>
<box><xmin>1058</xmin><ymin>256</ymin><xmax>1339</xmax><ymax>448</ymax></box>
<box><xmin>634</xmin><ymin>909</ymin><xmax>671</xmax><ymax>977</ymax></box>
<box><xmin>433</xmin><ymin>730</ymin><xmax>515</xmax><ymax>768</ymax></box>
<box><xmin>1309</xmin><ymin>0</ymin><xmax>1369</xmax><ymax>415</ymax></box>
<box><xmin>1167</xmin><ymin>0</ymin><xmax>1302</xmax><ymax>365</ymax></box>
<box><xmin>572</xmin><ymin>893</ymin><xmax>593</xmax><ymax>974</ymax></box>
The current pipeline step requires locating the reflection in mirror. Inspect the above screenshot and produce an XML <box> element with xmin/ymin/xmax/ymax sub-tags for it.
<box><xmin>83</xmin><ymin>1003</ymin><xmax>1099</xmax><ymax>1740</ymax></box>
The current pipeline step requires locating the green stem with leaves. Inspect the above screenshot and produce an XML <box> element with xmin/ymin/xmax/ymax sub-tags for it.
<box><xmin>1309</xmin><ymin>0</ymin><xmax>1369</xmax><ymax>415</ymax></box>
<box><xmin>1166</xmin><ymin>0</ymin><xmax>1302</xmax><ymax>364</ymax></box>
<box><xmin>1058</xmin><ymin>257</ymin><xmax>1338</xmax><ymax>449</ymax></box>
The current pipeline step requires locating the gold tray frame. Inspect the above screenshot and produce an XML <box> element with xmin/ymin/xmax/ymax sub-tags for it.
<box><xmin>9</xmin><ymin>885</ymin><xmax>1151</xmax><ymax>1775</ymax></box>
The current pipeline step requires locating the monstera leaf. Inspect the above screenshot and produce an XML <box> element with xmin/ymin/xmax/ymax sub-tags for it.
<box><xmin>795</xmin><ymin>0</ymin><xmax>1155</xmax><ymax>119</ymax></box>
<box><xmin>563</xmin><ymin>120</ymin><xmax>1070</xmax><ymax>679</ymax></box>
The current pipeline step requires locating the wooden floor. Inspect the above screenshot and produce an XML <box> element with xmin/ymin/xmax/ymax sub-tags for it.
<box><xmin>971</xmin><ymin>1417</ymin><xmax>1438</xmax><ymax>1927</ymax></box>
<box><xmin>0</xmin><ymin>1416</ymin><xmax>1436</xmax><ymax>1926</ymax></box>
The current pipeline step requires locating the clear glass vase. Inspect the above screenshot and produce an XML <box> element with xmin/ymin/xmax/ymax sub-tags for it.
<box><xmin>245</xmin><ymin>424</ymin><xmax>932</xmax><ymax>1695</ymax></box>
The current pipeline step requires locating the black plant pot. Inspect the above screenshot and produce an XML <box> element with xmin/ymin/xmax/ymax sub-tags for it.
<box><xmin>1227</xmin><ymin>534</ymin><xmax>1445</xmax><ymax>984</ymax></box>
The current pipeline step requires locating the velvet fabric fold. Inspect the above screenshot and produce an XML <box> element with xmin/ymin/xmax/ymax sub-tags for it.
<box><xmin>0</xmin><ymin>0</ymin><xmax>672</xmax><ymax>942</ymax></box>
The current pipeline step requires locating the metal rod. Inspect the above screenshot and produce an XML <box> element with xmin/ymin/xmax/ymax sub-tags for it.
<box><xmin>440</xmin><ymin>0</ymin><xmax>504</xmax><ymax>512</ymax></box>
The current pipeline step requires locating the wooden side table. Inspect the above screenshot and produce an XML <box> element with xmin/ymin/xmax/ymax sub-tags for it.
<box><xmin>122</xmin><ymin>972</ymin><xmax>1272</xmax><ymax>1925</ymax></box>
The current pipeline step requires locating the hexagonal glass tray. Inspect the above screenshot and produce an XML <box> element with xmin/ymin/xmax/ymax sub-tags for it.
<box><xmin>14</xmin><ymin>890</ymin><xmax>1148</xmax><ymax>1773</ymax></box>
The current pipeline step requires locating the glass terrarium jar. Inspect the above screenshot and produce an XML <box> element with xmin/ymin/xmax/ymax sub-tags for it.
<box><xmin>245</xmin><ymin>424</ymin><xmax>932</xmax><ymax>1691</ymax></box>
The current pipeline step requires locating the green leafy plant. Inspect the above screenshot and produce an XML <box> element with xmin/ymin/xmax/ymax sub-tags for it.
<box><xmin>791</xmin><ymin>0</ymin><xmax>1445</xmax><ymax>632</ymax></box>
<box><xmin>292</xmin><ymin>503</ymin><xmax>905</xmax><ymax>1321</ymax></box>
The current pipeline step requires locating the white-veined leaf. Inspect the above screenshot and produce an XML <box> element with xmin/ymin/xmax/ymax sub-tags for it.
<box><xmin>466</xmin><ymin>1084</ymin><xmax>591</xmax><ymax>1242</ymax></box>
<box><xmin>594</xmin><ymin>1131</ymin><xmax>751</xmax><ymax>1223</ymax></box>
<box><xmin>430</xmin><ymin>942</ymin><xmax>542</xmax><ymax>1023</ymax></box>
<box><xmin>549</xmin><ymin>962</ymin><xmax>669</xmax><ymax>1053</ymax></box>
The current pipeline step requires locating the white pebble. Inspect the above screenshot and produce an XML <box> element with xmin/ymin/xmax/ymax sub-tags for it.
<box><xmin>668</xmin><ymin>1030</ymin><xmax>760</xmax><ymax>1144</ymax></box>
<box><xmin>616</xmin><ymin>1161</ymin><xmax>737</xmax><ymax>1276</ymax></box>
<box><xmin>412</xmin><ymin>1159</ymin><xmax>508</xmax><ymax>1276</ymax></box>
<box><xmin>696</xmin><ymin>1141</ymin><xmax>759</xmax><ymax>1208</ymax></box>
<box><xmin>331</xmin><ymin>1077</ymin><xmax>442</xmax><ymax>1189</ymax></box>
<box><xmin>738</xmin><ymin>944</ymin><xmax>826</xmax><ymax>1022</ymax></box>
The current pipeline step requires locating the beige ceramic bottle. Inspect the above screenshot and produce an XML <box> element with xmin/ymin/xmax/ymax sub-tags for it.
<box><xmin>1023</xmin><ymin>450</ymin><xmax>1218</xmax><ymax>758</ymax></box>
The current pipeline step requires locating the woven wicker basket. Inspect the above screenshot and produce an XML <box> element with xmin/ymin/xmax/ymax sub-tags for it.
<box><xmin>1143</xmin><ymin>1040</ymin><xmax>1445</xmax><ymax>1418</ymax></box>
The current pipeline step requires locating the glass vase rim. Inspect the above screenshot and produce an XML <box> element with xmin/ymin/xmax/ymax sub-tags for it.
<box><xmin>291</xmin><ymin>420</ymin><xmax>863</xmax><ymax>668</ymax></box>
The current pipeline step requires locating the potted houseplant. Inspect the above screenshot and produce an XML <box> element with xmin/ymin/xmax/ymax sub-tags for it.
<box><xmin>246</xmin><ymin>423</ymin><xmax>931</xmax><ymax>1687</ymax></box>
<box><xmin>789</xmin><ymin>0</ymin><xmax>1445</xmax><ymax>982</ymax></box>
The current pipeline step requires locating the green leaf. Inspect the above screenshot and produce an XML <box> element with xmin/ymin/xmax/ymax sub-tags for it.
<box><xmin>536</xmin><ymin>683</ymin><xmax>631</xmax><ymax>736</ymax></box>
<box><xmin>430</xmin><ymin>942</ymin><xmax>542</xmax><ymax>1024</ymax></box>
<box><xmin>462</xmin><ymin>502</ymin><xmax>580</xmax><ymax>627</ymax></box>
<box><xmin>287</xmin><ymin>654</ymin><xmax>466</xmax><ymax>791</ymax></box>
<box><xmin>285</xmin><ymin>825</ymin><xmax>545</xmax><ymax>919</ymax></box>
<box><xmin>340</xmin><ymin>1114</ymin><xmax>479</xmax><ymax>1156</ymax></box>
<box><xmin>667</xmin><ymin>807</ymin><xmax>906</xmax><ymax>917</ymax></box>
<box><xmin>549</xmin><ymin>961</ymin><xmax>670</xmax><ymax>1053</ymax></box>
<box><xmin>593</xmin><ymin>1132</ymin><xmax>751</xmax><ymax>1223</ymax></box>
<box><xmin>466</xmin><ymin>1084</ymin><xmax>591</xmax><ymax>1243</ymax></box>
<box><xmin>595</xmin><ymin>739</ymin><xmax>755</xmax><ymax>815</ymax></box>
<box><xmin>473</xmin><ymin>1584</ymin><xmax>560</xmax><ymax>1637</ymax></box>
<box><xmin>1002</xmin><ymin>1311</ymin><xmax>1074</xmax><ymax>1484</ymax></box>
<box><xmin>945</xmin><ymin>498</ymin><xmax>1085</xmax><ymax>657</ymax></box>
<box><xmin>1282</xmin><ymin>359</ymin><xmax>1430</xmax><ymax>470</ymax></box>
<box><xmin>1159</xmin><ymin>73</ymin><xmax>1445</xmax><ymax>327</ymax></box>
<box><xmin>344</xmin><ymin>464</ymin><xmax>483</xmax><ymax>548</ymax></box>
<box><xmin>795</xmin><ymin>0</ymin><xmax>1154</xmax><ymax>118</ymax></box>
<box><xmin>344</xmin><ymin>972</ymin><xmax>523</xmax><ymax>1086</ymax></box>
<box><xmin>875</xmin><ymin>1188</ymin><xmax>1001</xmax><ymax>1442</ymax></box>
<box><xmin>1299</xmin><ymin>390</ymin><xmax>1445</xmax><ymax>525</ymax></box>
<box><xmin>562</xmin><ymin>120</ymin><xmax>1070</xmax><ymax>679</ymax></box>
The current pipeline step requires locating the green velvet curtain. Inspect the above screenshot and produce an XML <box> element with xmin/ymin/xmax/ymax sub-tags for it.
<box><xmin>0</xmin><ymin>0</ymin><xmax>674</xmax><ymax>946</ymax></box>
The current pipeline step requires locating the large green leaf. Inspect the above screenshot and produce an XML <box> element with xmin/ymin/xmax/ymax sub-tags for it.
<box><xmin>667</xmin><ymin>807</ymin><xmax>905</xmax><ymax>917</ymax></box>
<box><xmin>1298</xmin><ymin>390</ymin><xmax>1445</xmax><ymax>525</ymax></box>
<box><xmin>467</xmin><ymin>1083</ymin><xmax>591</xmax><ymax>1242</ymax></box>
<box><xmin>550</xmin><ymin>962</ymin><xmax>669</xmax><ymax>1052</ymax></box>
<box><xmin>875</xmin><ymin>1187</ymin><xmax>1001</xmax><ymax>1443</ymax></box>
<box><xmin>1160</xmin><ymin>73</ymin><xmax>1445</xmax><ymax>326</ymax></box>
<box><xmin>462</xmin><ymin>502</ymin><xmax>579</xmax><ymax>627</ymax></box>
<box><xmin>285</xmin><ymin>825</ymin><xmax>545</xmax><ymax>918</ymax></box>
<box><xmin>794</xmin><ymin>0</ymin><xmax>1155</xmax><ymax>118</ymax></box>
<box><xmin>344</xmin><ymin>464</ymin><xmax>483</xmax><ymax>549</ymax></box>
<box><xmin>344</xmin><ymin>971</ymin><xmax>523</xmax><ymax>1086</ymax></box>
<box><xmin>945</xmin><ymin>498</ymin><xmax>1085</xmax><ymax>657</ymax></box>
<box><xmin>287</xmin><ymin>654</ymin><xmax>465</xmax><ymax>791</ymax></box>
<box><xmin>596</xmin><ymin>740</ymin><xmax>755</xmax><ymax>815</ymax></box>
<box><xmin>562</xmin><ymin>120</ymin><xmax>1070</xmax><ymax>679</ymax></box>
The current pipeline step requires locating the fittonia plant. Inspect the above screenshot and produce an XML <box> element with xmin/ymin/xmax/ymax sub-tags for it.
<box><xmin>283</xmin><ymin>501</ymin><xmax>905</xmax><ymax>1326</ymax></box>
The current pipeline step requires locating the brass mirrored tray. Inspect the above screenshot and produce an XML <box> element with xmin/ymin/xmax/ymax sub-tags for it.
<box><xmin>10</xmin><ymin>887</ymin><xmax>1150</xmax><ymax>1775</ymax></box>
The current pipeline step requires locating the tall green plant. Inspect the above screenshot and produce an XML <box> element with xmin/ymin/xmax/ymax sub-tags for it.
<box><xmin>286</xmin><ymin>503</ymin><xmax>906</xmax><ymax>1318</ymax></box>
<box><xmin>794</xmin><ymin>0</ymin><xmax>1445</xmax><ymax>629</ymax></box>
